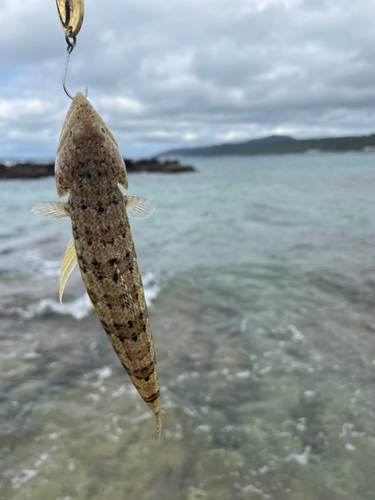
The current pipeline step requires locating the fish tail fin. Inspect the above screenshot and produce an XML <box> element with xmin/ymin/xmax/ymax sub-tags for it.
<box><xmin>156</xmin><ymin>410</ymin><xmax>165</xmax><ymax>440</ymax></box>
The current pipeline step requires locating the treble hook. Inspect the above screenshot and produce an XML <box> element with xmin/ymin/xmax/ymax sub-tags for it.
<box><xmin>62</xmin><ymin>28</ymin><xmax>88</xmax><ymax>100</ymax></box>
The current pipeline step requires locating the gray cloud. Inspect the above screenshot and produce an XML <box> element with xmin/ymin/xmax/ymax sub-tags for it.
<box><xmin>1</xmin><ymin>0</ymin><xmax>375</xmax><ymax>158</ymax></box>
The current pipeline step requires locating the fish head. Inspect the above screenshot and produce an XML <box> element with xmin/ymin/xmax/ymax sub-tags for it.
<box><xmin>55</xmin><ymin>92</ymin><xmax>128</xmax><ymax>197</ymax></box>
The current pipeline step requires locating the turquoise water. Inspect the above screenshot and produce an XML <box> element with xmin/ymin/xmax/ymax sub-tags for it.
<box><xmin>1</xmin><ymin>153</ymin><xmax>375</xmax><ymax>499</ymax></box>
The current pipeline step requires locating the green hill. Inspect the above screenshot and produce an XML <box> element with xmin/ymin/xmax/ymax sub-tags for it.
<box><xmin>159</xmin><ymin>133</ymin><xmax>375</xmax><ymax>157</ymax></box>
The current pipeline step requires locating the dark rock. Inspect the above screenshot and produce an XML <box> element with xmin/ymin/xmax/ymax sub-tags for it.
<box><xmin>0</xmin><ymin>163</ymin><xmax>55</xmax><ymax>179</ymax></box>
<box><xmin>0</xmin><ymin>158</ymin><xmax>195</xmax><ymax>179</ymax></box>
<box><xmin>124</xmin><ymin>158</ymin><xmax>196</xmax><ymax>173</ymax></box>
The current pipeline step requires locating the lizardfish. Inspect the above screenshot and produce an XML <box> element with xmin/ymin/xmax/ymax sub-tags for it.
<box><xmin>32</xmin><ymin>92</ymin><xmax>164</xmax><ymax>437</ymax></box>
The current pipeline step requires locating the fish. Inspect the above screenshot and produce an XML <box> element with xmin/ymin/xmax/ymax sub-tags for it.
<box><xmin>32</xmin><ymin>92</ymin><xmax>164</xmax><ymax>437</ymax></box>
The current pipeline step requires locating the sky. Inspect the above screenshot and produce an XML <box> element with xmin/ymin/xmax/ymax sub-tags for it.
<box><xmin>1</xmin><ymin>0</ymin><xmax>375</xmax><ymax>158</ymax></box>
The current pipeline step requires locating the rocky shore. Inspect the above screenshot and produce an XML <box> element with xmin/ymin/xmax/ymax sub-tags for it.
<box><xmin>0</xmin><ymin>158</ymin><xmax>195</xmax><ymax>179</ymax></box>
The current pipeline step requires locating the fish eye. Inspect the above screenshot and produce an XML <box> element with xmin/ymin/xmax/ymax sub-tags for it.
<box><xmin>69</xmin><ymin>130</ymin><xmax>73</xmax><ymax>137</ymax></box>
<box><xmin>101</xmin><ymin>127</ymin><xmax>106</xmax><ymax>134</ymax></box>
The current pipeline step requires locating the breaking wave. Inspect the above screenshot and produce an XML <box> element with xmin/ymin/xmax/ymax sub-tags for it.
<box><xmin>1</xmin><ymin>271</ymin><xmax>160</xmax><ymax>321</ymax></box>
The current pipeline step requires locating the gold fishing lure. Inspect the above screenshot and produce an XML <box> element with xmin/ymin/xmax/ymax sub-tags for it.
<box><xmin>55</xmin><ymin>0</ymin><xmax>84</xmax><ymax>37</ymax></box>
<box><xmin>32</xmin><ymin>92</ymin><xmax>164</xmax><ymax>437</ymax></box>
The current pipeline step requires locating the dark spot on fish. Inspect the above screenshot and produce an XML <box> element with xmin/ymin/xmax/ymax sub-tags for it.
<box><xmin>81</xmin><ymin>205</ymin><xmax>87</xmax><ymax>210</ymax></box>
<box><xmin>122</xmin><ymin>233</ymin><xmax>126</xmax><ymax>238</ymax></box>
<box><xmin>142</xmin><ymin>325</ymin><xmax>146</xmax><ymax>332</ymax></box>
<box><xmin>131</xmin><ymin>334</ymin><xmax>138</xmax><ymax>342</ymax></box>
<box><xmin>87</xmin><ymin>241</ymin><xmax>92</xmax><ymax>246</ymax></box>
<box><xmin>108</xmin><ymin>238</ymin><xmax>114</xmax><ymax>245</ymax></box>
<box><xmin>77</xmin><ymin>255</ymin><xmax>83</xmax><ymax>261</ymax></box>
<box><xmin>145</xmin><ymin>377</ymin><xmax>150</xmax><ymax>382</ymax></box>
<box><xmin>92</xmin><ymin>260</ymin><xmax>100</xmax><ymax>267</ymax></box>
<box><xmin>128</xmin><ymin>267</ymin><xmax>133</xmax><ymax>272</ymax></box>
<box><xmin>144</xmin><ymin>391</ymin><xmax>159</xmax><ymax>403</ymax></box>
<box><xmin>87</xmin><ymin>173</ymin><xmax>92</xmax><ymax>179</ymax></box>
<box><xmin>97</xmin><ymin>172</ymin><xmax>102</xmax><ymax>176</ymax></box>
<box><xmin>139</xmin><ymin>312</ymin><xmax>143</xmax><ymax>319</ymax></box>
<box><xmin>114</xmin><ymin>323</ymin><xmax>120</xmax><ymax>329</ymax></box>
<box><xmin>106</xmin><ymin>303</ymin><xmax>112</xmax><ymax>309</ymax></box>
<box><xmin>121</xmin><ymin>362</ymin><xmax>130</xmax><ymax>373</ymax></box>
<box><xmin>128</xmin><ymin>320</ymin><xmax>133</xmax><ymax>328</ymax></box>
<box><xmin>113</xmin><ymin>200</ymin><xmax>118</xmax><ymax>205</ymax></box>
<box><xmin>98</xmin><ymin>275</ymin><xmax>102</xmax><ymax>280</ymax></box>
<box><xmin>113</xmin><ymin>273</ymin><xmax>119</xmax><ymax>283</ymax></box>
<box><xmin>97</xmin><ymin>203</ymin><xmax>104</xmax><ymax>214</ymax></box>
<box><xmin>125</xmin><ymin>252</ymin><xmax>130</xmax><ymax>258</ymax></box>
<box><xmin>109</xmin><ymin>258</ymin><xmax>118</xmax><ymax>265</ymax></box>
<box><xmin>135</xmin><ymin>294</ymin><xmax>139</xmax><ymax>300</ymax></box>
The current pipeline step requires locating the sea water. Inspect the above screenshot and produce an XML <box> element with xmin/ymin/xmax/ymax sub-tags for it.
<box><xmin>1</xmin><ymin>153</ymin><xmax>375</xmax><ymax>499</ymax></box>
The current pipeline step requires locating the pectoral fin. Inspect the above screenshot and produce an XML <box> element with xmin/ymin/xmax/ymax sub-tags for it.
<box><xmin>32</xmin><ymin>202</ymin><xmax>70</xmax><ymax>219</ymax></box>
<box><xmin>60</xmin><ymin>239</ymin><xmax>77</xmax><ymax>303</ymax></box>
<box><xmin>124</xmin><ymin>196</ymin><xmax>155</xmax><ymax>219</ymax></box>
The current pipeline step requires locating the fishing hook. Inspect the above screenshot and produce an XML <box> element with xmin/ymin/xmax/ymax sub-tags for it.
<box><xmin>62</xmin><ymin>28</ymin><xmax>88</xmax><ymax>100</ymax></box>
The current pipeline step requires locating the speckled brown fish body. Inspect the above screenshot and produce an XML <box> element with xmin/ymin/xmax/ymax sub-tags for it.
<box><xmin>34</xmin><ymin>93</ymin><xmax>163</xmax><ymax>436</ymax></box>
<box><xmin>69</xmin><ymin>165</ymin><xmax>161</xmax><ymax>413</ymax></box>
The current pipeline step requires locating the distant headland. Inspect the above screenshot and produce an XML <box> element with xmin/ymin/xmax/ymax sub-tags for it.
<box><xmin>0</xmin><ymin>158</ymin><xmax>195</xmax><ymax>179</ymax></box>
<box><xmin>159</xmin><ymin>133</ymin><xmax>375</xmax><ymax>157</ymax></box>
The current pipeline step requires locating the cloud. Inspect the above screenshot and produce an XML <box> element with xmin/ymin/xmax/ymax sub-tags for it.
<box><xmin>1</xmin><ymin>0</ymin><xmax>375</xmax><ymax>157</ymax></box>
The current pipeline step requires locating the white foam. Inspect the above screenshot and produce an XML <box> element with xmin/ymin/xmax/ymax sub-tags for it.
<box><xmin>340</xmin><ymin>423</ymin><xmax>354</xmax><ymax>438</ymax></box>
<box><xmin>237</xmin><ymin>483</ymin><xmax>270</xmax><ymax>499</ymax></box>
<box><xmin>142</xmin><ymin>271</ymin><xmax>160</xmax><ymax>305</ymax></box>
<box><xmin>303</xmin><ymin>390</ymin><xmax>315</xmax><ymax>402</ymax></box>
<box><xmin>196</xmin><ymin>425</ymin><xmax>211</xmax><ymax>432</ymax></box>
<box><xmin>24</xmin><ymin>250</ymin><xmax>60</xmax><ymax>278</ymax></box>
<box><xmin>23</xmin><ymin>351</ymin><xmax>41</xmax><ymax>360</ymax></box>
<box><xmin>3</xmin><ymin>271</ymin><xmax>161</xmax><ymax>321</ymax></box>
<box><xmin>132</xmin><ymin>412</ymin><xmax>152</xmax><ymax>423</ymax></box>
<box><xmin>34</xmin><ymin>453</ymin><xmax>49</xmax><ymax>468</ymax></box>
<box><xmin>3</xmin><ymin>294</ymin><xmax>93</xmax><ymax>321</ymax></box>
<box><xmin>96</xmin><ymin>367</ymin><xmax>112</xmax><ymax>381</ymax></box>
<box><xmin>85</xmin><ymin>393</ymin><xmax>100</xmax><ymax>403</ymax></box>
<box><xmin>288</xmin><ymin>324</ymin><xmax>305</xmax><ymax>342</ymax></box>
<box><xmin>11</xmin><ymin>469</ymin><xmax>38</xmax><ymax>489</ymax></box>
<box><xmin>258</xmin><ymin>465</ymin><xmax>269</xmax><ymax>475</ymax></box>
<box><xmin>284</xmin><ymin>446</ymin><xmax>311</xmax><ymax>465</ymax></box>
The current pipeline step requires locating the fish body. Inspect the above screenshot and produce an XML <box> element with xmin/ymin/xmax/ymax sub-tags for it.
<box><xmin>32</xmin><ymin>92</ymin><xmax>163</xmax><ymax>436</ymax></box>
